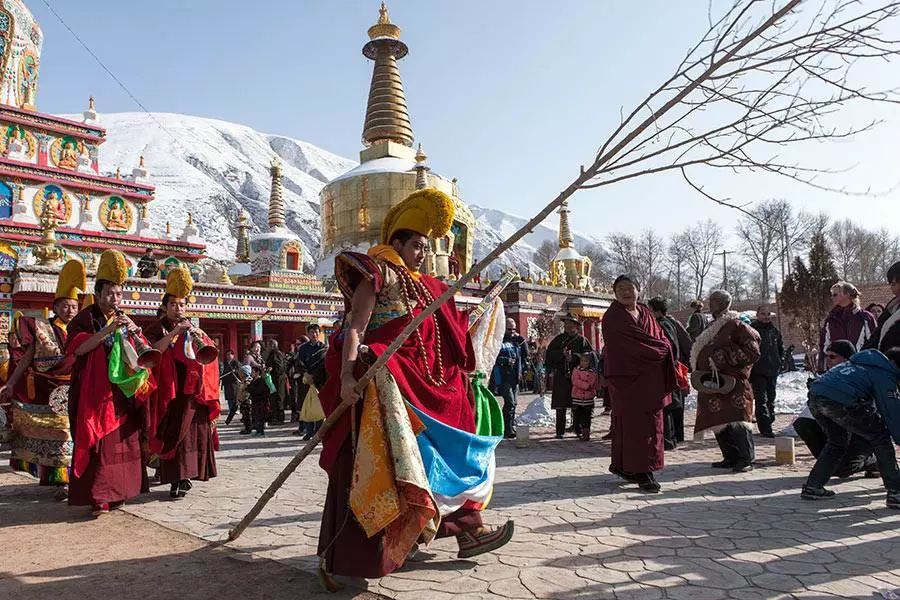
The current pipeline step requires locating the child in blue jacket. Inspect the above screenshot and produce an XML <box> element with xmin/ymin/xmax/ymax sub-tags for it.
<box><xmin>802</xmin><ymin>347</ymin><xmax>900</xmax><ymax>508</ymax></box>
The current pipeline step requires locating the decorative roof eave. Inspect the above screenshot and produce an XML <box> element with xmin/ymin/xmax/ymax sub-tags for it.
<box><xmin>0</xmin><ymin>161</ymin><xmax>155</xmax><ymax>200</ymax></box>
<box><xmin>0</xmin><ymin>224</ymin><xmax>206</xmax><ymax>256</ymax></box>
<box><xmin>0</xmin><ymin>105</ymin><xmax>106</xmax><ymax>142</ymax></box>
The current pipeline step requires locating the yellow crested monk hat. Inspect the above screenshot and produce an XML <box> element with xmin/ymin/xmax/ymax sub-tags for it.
<box><xmin>55</xmin><ymin>259</ymin><xmax>87</xmax><ymax>301</ymax></box>
<box><xmin>380</xmin><ymin>188</ymin><xmax>455</xmax><ymax>245</ymax></box>
<box><xmin>96</xmin><ymin>250</ymin><xmax>129</xmax><ymax>285</ymax></box>
<box><xmin>165</xmin><ymin>266</ymin><xmax>194</xmax><ymax>299</ymax></box>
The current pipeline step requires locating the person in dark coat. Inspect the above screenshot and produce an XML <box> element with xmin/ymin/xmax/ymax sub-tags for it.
<box><xmin>818</xmin><ymin>281</ymin><xmax>877</xmax><ymax>372</ymax></box>
<box><xmin>864</xmin><ymin>261</ymin><xmax>900</xmax><ymax>353</ymax></box>
<box><xmin>686</xmin><ymin>300</ymin><xmax>709</xmax><ymax>340</ymax></box>
<box><xmin>749</xmin><ymin>305</ymin><xmax>784</xmax><ymax>438</ymax></box>
<box><xmin>492</xmin><ymin>318</ymin><xmax>528</xmax><ymax>439</ymax></box>
<box><xmin>545</xmin><ymin>314</ymin><xmax>592</xmax><ymax>439</ymax></box>
<box><xmin>648</xmin><ymin>297</ymin><xmax>693</xmax><ymax>449</ymax></box>
<box><xmin>265</xmin><ymin>339</ymin><xmax>288</xmax><ymax>424</ymax></box>
<box><xmin>221</xmin><ymin>350</ymin><xmax>242</xmax><ymax>425</ymax></box>
<box><xmin>292</xmin><ymin>324</ymin><xmax>327</xmax><ymax>440</ymax></box>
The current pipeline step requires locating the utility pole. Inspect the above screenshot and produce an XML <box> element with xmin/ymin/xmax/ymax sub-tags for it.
<box><xmin>719</xmin><ymin>249</ymin><xmax>735</xmax><ymax>289</ymax></box>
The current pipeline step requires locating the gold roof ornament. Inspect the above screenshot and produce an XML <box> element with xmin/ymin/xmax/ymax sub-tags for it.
<box><xmin>88</xmin><ymin>96</ymin><xmax>95</xmax><ymax>111</ymax></box>
<box><xmin>558</xmin><ymin>200</ymin><xmax>574</xmax><ymax>249</ymax></box>
<box><xmin>139</xmin><ymin>154</ymin><xmax>145</xmax><ymax>168</ymax></box>
<box><xmin>367</xmin><ymin>2</ymin><xmax>402</xmax><ymax>40</ymax></box>
<box><xmin>187</xmin><ymin>212</ymin><xmax>194</xmax><ymax>226</ymax></box>
<box><xmin>414</xmin><ymin>143</ymin><xmax>430</xmax><ymax>190</ymax></box>
<box><xmin>362</xmin><ymin>2</ymin><xmax>413</xmax><ymax>147</ymax></box>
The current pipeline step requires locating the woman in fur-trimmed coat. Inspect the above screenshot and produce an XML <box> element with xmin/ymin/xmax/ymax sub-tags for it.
<box><xmin>691</xmin><ymin>290</ymin><xmax>760</xmax><ymax>473</ymax></box>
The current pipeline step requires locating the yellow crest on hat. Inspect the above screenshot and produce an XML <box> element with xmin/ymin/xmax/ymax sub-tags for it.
<box><xmin>166</xmin><ymin>266</ymin><xmax>193</xmax><ymax>299</ymax></box>
<box><xmin>96</xmin><ymin>250</ymin><xmax>128</xmax><ymax>285</ymax></box>
<box><xmin>380</xmin><ymin>188</ymin><xmax>455</xmax><ymax>245</ymax></box>
<box><xmin>55</xmin><ymin>259</ymin><xmax>87</xmax><ymax>300</ymax></box>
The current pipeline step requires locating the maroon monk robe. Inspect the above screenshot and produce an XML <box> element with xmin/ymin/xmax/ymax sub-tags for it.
<box><xmin>66</xmin><ymin>305</ymin><xmax>149</xmax><ymax>506</ymax></box>
<box><xmin>602</xmin><ymin>301</ymin><xmax>678</xmax><ymax>474</ymax></box>
<box><xmin>144</xmin><ymin>318</ymin><xmax>218</xmax><ymax>484</ymax></box>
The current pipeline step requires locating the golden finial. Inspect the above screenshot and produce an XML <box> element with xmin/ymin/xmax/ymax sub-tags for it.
<box><xmin>139</xmin><ymin>154</ymin><xmax>145</xmax><ymax>168</ymax></box>
<box><xmin>415</xmin><ymin>143</ymin><xmax>427</xmax><ymax>164</ymax></box>
<box><xmin>89</xmin><ymin>96</ymin><xmax>95</xmax><ymax>111</ymax></box>
<box><xmin>368</xmin><ymin>1</ymin><xmax>401</xmax><ymax>40</ymax></box>
<box><xmin>187</xmin><ymin>212</ymin><xmax>194</xmax><ymax>226</ymax></box>
<box><xmin>166</xmin><ymin>221</ymin><xmax>171</xmax><ymax>235</ymax></box>
<box><xmin>115</xmin><ymin>167</ymin><xmax>121</xmax><ymax>179</ymax></box>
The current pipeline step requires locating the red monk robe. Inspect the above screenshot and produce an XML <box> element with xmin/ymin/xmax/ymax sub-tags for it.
<box><xmin>317</xmin><ymin>252</ymin><xmax>482</xmax><ymax>579</ymax></box>
<box><xmin>144</xmin><ymin>317</ymin><xmax>219</xmax><ymax>489</ymax></box>
<box><xmin>66</xmin><ymin>304</ymin><xmax>151</xmax><ymax>507</ymax></box>
<box><xmin>602</xmin><ymin>301</ymin><xmax>678</xmax><ymax>475</ymax></box>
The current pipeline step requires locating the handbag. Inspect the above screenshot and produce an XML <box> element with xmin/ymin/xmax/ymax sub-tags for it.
<box><xmin>299</xmin><ymin>385</ymin><xmax>325</xmax><ymax>422</ymax></box>
<box><xmin>675</xmin><ymin>362</ymin><xmax>690</xmax><ymax>391</ymax></box>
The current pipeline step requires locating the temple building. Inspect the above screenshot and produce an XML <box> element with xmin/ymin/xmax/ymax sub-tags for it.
<box><xmin>0</xmin><ymin>0</ymin><xmax>341</xmax><ymax>354</ymax></box>
<box><xmin>318</xmin><ymin>2</ymin><xmax>475</xmax><ymax>279</ymax></box>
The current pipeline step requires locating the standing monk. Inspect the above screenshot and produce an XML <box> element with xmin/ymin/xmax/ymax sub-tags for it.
<box><xmin>602</xmin><ymin>276</ymin><xmax>678</xmax><ymax>493</ymax></box>
<box><xmin>691</xmin><ymin>289</ymin><xmax>761</xmax><ymax>473</ymax></box>
<box><xmin>67</xmin><ymin>250</ymin><xmax>154</xmax><ymax>515</ymax></box>
<box><xmin>265</xmin><ymin>339</ymin><xmax>288</xmax><ymax>425</ymax></box>
<box><xmin>318</xmin><ymin>189</ymin><xmax>514</xmax><ymax>583</ymax></box>
<box><xmin>1</xmin><ymin>260</ymin><xmax>84</xmax><ymax>490</ymax></box>
<box><xmin>545</xmin><ymin>315</ymin><xmax>592</xmax><ymax>439</ymax></box>
<box><xmin>145</xmin><ymin>267</ymin><xmax>219</xmax><ymax>500</ymax></box>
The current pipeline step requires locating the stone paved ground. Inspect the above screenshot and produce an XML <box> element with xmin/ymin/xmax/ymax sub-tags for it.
<box><xmin>11</xmin><ymin>394</ymin><xmax>900</xmax><ymax>599</ymax></box>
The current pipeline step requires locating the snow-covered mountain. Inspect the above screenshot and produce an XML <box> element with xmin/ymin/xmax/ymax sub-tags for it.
<box><xmin>74</xmin><ymin>112</ymin><xmax>596</xmax><ymax>273</ymax></box>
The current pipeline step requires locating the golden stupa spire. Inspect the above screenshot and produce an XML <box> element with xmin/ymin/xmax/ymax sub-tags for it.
<box><xmin>361</xmin><ymin>2</ymin><xmax>413</xmax><ymax>147</ymax></box>
<box><xmin>88</xmin><ymin>96</ymin><xmax>95</xmax><ymax>111</ymax></box>
<box><xmin>558</xmin><ymin>200</ymin><xmax>574</xmax><ymax>249</ymax></box>
<box><xmin>414</xmin><ymin>143</ymin><xmax>429</xmax><ymax>189</ymax></box>
<box><xmin>268</xmin><ymin>158</ymin><xmax>286</xmax><ymax>230</ymax></box>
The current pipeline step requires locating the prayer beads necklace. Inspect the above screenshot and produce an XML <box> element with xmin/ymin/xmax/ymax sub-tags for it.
<box><xmin>391</xmin><ymin>264</ymin><xmax>447</xmax><ymax>387</ymax></box>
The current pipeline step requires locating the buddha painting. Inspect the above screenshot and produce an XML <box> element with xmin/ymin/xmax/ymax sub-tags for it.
<box><xmin>102</xmin><ymin>196</ymin><xmax>130</xmax><ymax>231</ymax></box>
<box><xmin>57</xmin><ymin>141</ymin><xmax>78</xmax><ymax>170</ymax></box>
<box><xmin>46</xmin><ymin>191</ymin><xmax>66</xmax><ymax>221</ymax></box>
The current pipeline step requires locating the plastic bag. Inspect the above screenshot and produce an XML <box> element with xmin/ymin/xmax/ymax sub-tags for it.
<box><xmin>263</xmin><ymin>372</ymin><xmax>276</xmax><ymax>394</ymax></box>
<box><xmin>299</xmin><ymin>385</ymin><xmax>325</xmax><ymax>422</ymax></box>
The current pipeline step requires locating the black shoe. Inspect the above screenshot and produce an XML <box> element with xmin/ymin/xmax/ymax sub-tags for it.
<box><xmin>239</xmin><ymin>429</ymin><xmax>252</xmax><ymax>435</ymax></box>
<box><xmin>664</xmin><ymin>441</ymin><xmax>676</xmax><ymax>451</ymax></box>
<box><xmin>609</xmin><ymin>466</ymin><xmax>641</xmax><ymax>484</ymax></box>
<box><xmin>169</xmin><ymin>483</ymin><xmax>182</xmax><ymax>500</ymax></box>
<box><xmin>302</xmin><ymin>434</ymin><xmax>313</xmax><ymax>441</ymax></box>
<box><xmin>555</xmin><ymin>433</ymin><xmax>564</xmax><ymax>439</ymax></box>
<box><xmin>637</xmin><ymin>473</ymin><xmax>661</xmax><ymax>494</ymax></box>
<box><xmin>711</xmin><ymin>460</ymin><xmax>733</xmax><ymax>469</ymax></box>
<box><xmin>504</xmin><ymin>432</ymin><xmax>517</xmax><ymax>439</ymax></box>
<box><xmin>801</xmin><ymin>486</ymin><xmax>836</xmax><ymax>500</ymax></box>
<box><xmin>864</xmin><ymin>469</ymin><xmax>880</xmax><ymax>479</ymax></box>
<box><xmin>732</xmin><ymin>463</ymin><xmax>754</xmax><ymax>473</ymax></box>
<box><xmin>253</xmin><ymin>431</ymin><xmax>266</xmax><ymax>437</ymax></box>
<box><xmin>224</xmin><ymin>416</ymin><xmax>233</xmax><ymax>425</ymax></box>
<box><xmin>887</xmin><ymin>491</ymin><xmax>900</xmax><ymax>509</ymax></box>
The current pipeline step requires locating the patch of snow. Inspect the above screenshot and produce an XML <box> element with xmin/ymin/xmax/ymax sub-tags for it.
<box><xmin>517</xmin><ymin>395</ymin><xmax>554</xmax><ymax>428</ymax></box>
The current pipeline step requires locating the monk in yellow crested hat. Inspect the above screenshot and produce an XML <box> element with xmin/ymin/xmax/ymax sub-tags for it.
<box><xmin>52</xmin><ymin>259</ymin><xmax>87</xmax><ymax>324</ymax></box>
<box><xmin>157</xmin><ymin>266</ymin><xmax>195</xmax><ymax>336</ymax></box>
<box><xmin>369</xmin><ymin>187</ymin><xmax>455</xmax><ymax>275</ymax></box>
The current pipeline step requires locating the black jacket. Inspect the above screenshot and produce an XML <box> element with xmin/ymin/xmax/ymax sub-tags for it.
<box><xmin>750</xmin><ymin>320</ymin><xmax>784</xmax><ymax>377</ymax></box>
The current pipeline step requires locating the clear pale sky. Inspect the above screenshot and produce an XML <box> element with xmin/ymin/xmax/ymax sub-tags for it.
<box><xmin>31</xmin><ymin>0</ymin><xmax>900</xmax><ymax>246</ymax></box>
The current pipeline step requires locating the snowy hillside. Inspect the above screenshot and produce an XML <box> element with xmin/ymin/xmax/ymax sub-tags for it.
<box><xmin>71</xmin><ymin>112</ymin><xmax>595</xmax><ymax>273</ymax></box>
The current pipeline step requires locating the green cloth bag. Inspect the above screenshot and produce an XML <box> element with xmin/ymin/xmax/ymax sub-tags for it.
<box><xmin>471</xmin><ymin>371</ymin><xmax>504</xmax><ymax>437</ymax></box>
<box><xmin>263</xmin><ymin>372</ymin><xmax>276</xmax><ymax>394</ymax></box>
<box><xmin>108</xmin><ymin>330</ymin><xmax>150</xmax><ymax>398</ymax></box>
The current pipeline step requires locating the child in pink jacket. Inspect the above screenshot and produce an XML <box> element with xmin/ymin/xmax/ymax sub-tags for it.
<box><xmin>571</xmin><ymin>353</ymin><xmax>599</xmax><ymax>441</ymax></box>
